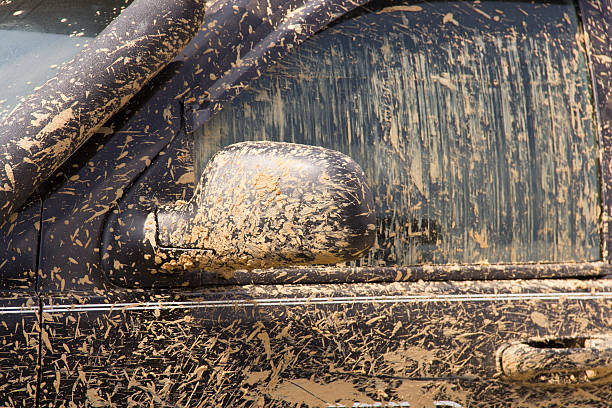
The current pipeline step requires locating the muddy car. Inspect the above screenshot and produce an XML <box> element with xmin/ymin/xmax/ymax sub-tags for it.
<box><xmin>1</xmin><ymin>0</ymin><xmax>611</xmax><ymax>406</ymax></box>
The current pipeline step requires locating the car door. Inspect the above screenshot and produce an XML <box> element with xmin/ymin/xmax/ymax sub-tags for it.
<box><xmin>0</xmin><ymin>196</ymin><xmax>40</xmax><ymax>408</ymax></box>
<box><xmin>34</xmin><ymin>0</ymin><xmax>612</xmax><ymax>407</ymax></box>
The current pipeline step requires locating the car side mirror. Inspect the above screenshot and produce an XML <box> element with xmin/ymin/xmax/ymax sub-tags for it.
<box><xmin>104</xmin><ymin>141</ymin><xmax>375</xmax><ymax>277</ymax></box>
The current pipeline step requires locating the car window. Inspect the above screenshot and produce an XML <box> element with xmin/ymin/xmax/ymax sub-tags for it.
<box><xmin>0</xmin><ymin>0</ymin><xmax>133</xmax><ymax>121</ymax></box>
<box><xmin>194</xmin><ymin>0</ymin><xmax>600</xmax><ymax>267</ymax></box>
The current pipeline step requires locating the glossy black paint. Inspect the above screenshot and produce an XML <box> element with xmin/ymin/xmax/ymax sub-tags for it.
<box><xmin>0</xmin><ymin>297</ymin><xmax>39</xmax><ymax>407</ymax></box>
<box><xmin>0</xmin><ymin>196</ymin><xmax>40</xmax><ymax>292</ymax></box>
<box><xmin>37</xmin><ymin>281</ymin><xmax>612</xmax><ymax>407</ymax></box>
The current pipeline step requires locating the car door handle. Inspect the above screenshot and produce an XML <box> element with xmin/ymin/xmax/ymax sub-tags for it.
<box><xmin>497</xmin><ymin>335</ymin><xmax>612</xmax><ymax>384</ymax></box>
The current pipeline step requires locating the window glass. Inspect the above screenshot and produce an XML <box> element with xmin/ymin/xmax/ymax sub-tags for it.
<box><xmin>0</xmin><ymin>0</ymin><xmax>133</xmax><ymax>121</ymax></box>
<box><xmin>195</xmin><ymin>0</ymin><xmax>601</xmax><ymax>266</ymax></box>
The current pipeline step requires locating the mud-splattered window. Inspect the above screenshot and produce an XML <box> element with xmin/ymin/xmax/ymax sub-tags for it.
<box><xmin>195</xmin><ymin>0</ymin><xmax>601</xmax><ymax>266</ymax></box>
<box><xmin>0</xmin><ymin>0</ymin><xmax>133</xmax><ymax>121</ymax></box>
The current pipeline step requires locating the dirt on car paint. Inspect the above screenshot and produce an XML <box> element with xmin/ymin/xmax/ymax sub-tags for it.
<box><xmin>0</xmin><ymin>0</ymin><xmax>607</xmax><ymax>405</ymax></box>
<box><xmin>151</xmin><ymin>141</ymin><xmax>375</xmax><ymax>273</ymax></box>
<box><xmin>195</xmin><ymin>0</ymin><xmax>602</xmax><ymax>268</ymax></box>
<box><xmin>0</xmin><ymin>0</ymin><xmax>206</xmax><ymax>228</ymax></box>
<box><xmin>36</xmin><ymin>279</ymin><xmax>612</xmax><ymax>407</ymax></box>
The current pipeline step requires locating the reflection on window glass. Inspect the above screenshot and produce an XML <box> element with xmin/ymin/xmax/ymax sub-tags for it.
<box><xmin>0</xmin><ymin>0</ymin><xmax>133</xmax><ymax>121</ymax></box>
<box><xmin>195</xmin><ymin>0</ymin><xmax>601</xmax><ymax>266</ymax></box>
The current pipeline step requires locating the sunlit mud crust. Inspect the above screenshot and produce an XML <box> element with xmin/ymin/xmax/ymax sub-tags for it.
<box><xmin>0</xmin><ymin>0</ymin><xmax>608</xmax><ymax>405</ymax></box>
<box><xmin>103</xmin><ymin>141</ymin><xmax>376</xmax><ymax>275</ymax></box>
<box><xmin>36</xmin><ymin>280</ymin><xmax>612</xmax><ymax>407</ymax></box>
<box><xmin>0</xmin><ymin>0</ymin><xmax>205</xmax><ymax>228</ymax></box>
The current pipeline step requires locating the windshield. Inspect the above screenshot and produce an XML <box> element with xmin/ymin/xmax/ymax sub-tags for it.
<box><xmin>0</xmin><ymin>0</ymin><xmax>133</xmax><ymax>121</ymax></box>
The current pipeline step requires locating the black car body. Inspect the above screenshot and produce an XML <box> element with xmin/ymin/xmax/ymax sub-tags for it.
<box><xmin>0</xmin><ymin>0</ymin><xmax>611</xmax><ymax>406</ymax></box>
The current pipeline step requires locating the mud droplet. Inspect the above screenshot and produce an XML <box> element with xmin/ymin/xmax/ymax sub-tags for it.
<box><xmin>531</xmin><ymin>311</ymin><xmax>549</xmax><ymax>328</ymax></box>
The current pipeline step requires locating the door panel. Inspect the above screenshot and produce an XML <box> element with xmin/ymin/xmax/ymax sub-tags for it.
<box><xmin>39</xmin><ymin>279</ymin><xmax>612</xmax><ymax>407</ymax></box>
<box><xmin>0</xmin><ymin>198</ymin><xmax>41</xmax><ymax>407</ymax></box>
<box><xmin>0</xmin><ymin>297</ymin><xmax>40</xmax><ymax>408</ymax></box>
<box><xmin>0</xmin><ymin>197</ymin><xmax>40</xmax><ymax>291</ymax></box>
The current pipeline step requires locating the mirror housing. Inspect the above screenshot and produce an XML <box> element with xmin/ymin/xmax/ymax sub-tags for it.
<box><xmin>104</xmin><ymin>141</ymin><xmax>375</xmax><ymax>276</ymax></box>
